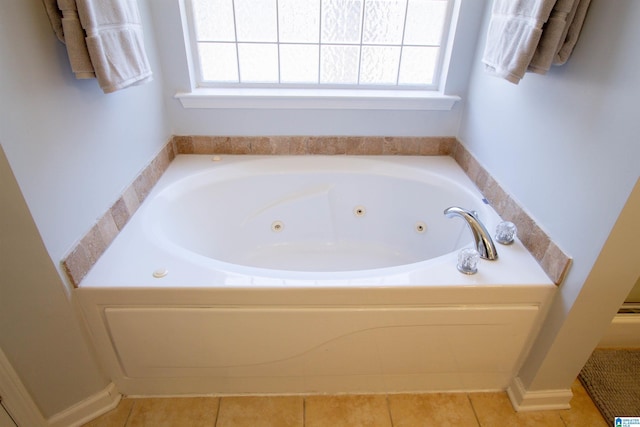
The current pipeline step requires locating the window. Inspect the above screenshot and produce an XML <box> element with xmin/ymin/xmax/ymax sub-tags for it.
<box><xmin>178</xmin><ymin>0</ymin><xmax>461</xmax><ymax>109</ymax></box>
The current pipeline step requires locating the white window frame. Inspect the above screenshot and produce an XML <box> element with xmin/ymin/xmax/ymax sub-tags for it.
<box><xmin>175</xmin><ymin>0</ymin><xmax>462</xmax><ymax>110</ymax></box>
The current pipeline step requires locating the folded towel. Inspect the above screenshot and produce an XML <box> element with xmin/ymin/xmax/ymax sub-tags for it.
<box><xmin>482</xmin><ymin>0</ymin><xmax>557</xmax><ymax>84</ymax></box>
<box><xmin>42</xmin><ymin>0</ymin><xmax>152</xmax><ymax>93</ymax></box>
<box><xmin>483</xmin><ymin>0</ymin><xmax>590</xmax><ymax>83</ymax></box>
<box><xmin>528</xmin><ymin>0</ymin><xmax>577</xmax><ymax>74</ymax></box>
<box><xmin>43</xmin><ymin>0</ymin><xmax>95</xmax><ymax>78</ymax></box>
<box><xmin>554</xmin><ymin>0</ymin><xmax>591</xmax><ymax>65</ymax></box>
<box><xmin>42</xmin><ymin>0</ymin><xmax>64</xmax><ymax>42</ymax></box>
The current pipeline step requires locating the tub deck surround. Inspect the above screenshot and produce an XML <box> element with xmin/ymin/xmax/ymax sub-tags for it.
<box><xmin>76</xmin><ymin>155</ymin><xmax>556</xmax><ymax>396</ymax></box>
<box><xmin>62</xmin><ymin>137</ymin><xmax>452</xmax><ymax>287</ymax></box>
<box><xmin>451</xmin><ymin>141</ymin><xmax>572</xmax><ymax>286</ymax></box>
<box><xmin>62</xmin><ymin>141</ymin><xmax>176</xmax><ymax>287</ymax></box>
<box><xmin>62</xmin><ymin>136</ymin><xmax>571</xmax><ymax>288</ymax></box>
<box><xmin>79</xmin><ymin>155</ymin><xmax>552</xmax><ymax>289</ymax></box>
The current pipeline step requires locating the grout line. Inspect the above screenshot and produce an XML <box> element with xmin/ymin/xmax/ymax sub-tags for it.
<box><xmin>386</xmin><ymin>394</ymin><xmax>395</xmax><ymax>427</ymax></box>
<box><xmin>214</xmin><ymin>397</ymin><xmax>222</xmax><ymax>427</ymax></box>
<box><xmin>122</xmin><ymin>399</ymin><xmax>135</xmax><ymax>427</ymax></box>
<box><xmin>467</xmin><ymin>394</ymin><xmax>482</xmax><ymax>427</ymax></box>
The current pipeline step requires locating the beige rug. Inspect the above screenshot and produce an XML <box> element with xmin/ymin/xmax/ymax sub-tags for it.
<box><xmin>579</xmin><ymin>349</ymin><xmax>640</xmax><ymax>423</ymax></box>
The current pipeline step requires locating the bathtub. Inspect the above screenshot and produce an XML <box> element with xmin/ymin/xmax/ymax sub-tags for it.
<box><xmin>77</xmin><ymin>155</ymin><xmax>556</xmax><ymax>396</ymax></box>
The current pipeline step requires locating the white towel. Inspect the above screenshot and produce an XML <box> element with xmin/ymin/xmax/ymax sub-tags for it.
<box><xmin>75</xmin><ymin>0</ymin><xmax>152</xmax><ymax>93</ymax></box>
<box><xmin>483</xmin><ymin>0</ymin><xmax>591</xmax><ymax>83</ymax></box>
<box><xmin>482</xmin><ymin>0</ymin><xmax>557</xmax><ymax>84</ymax></box>
<box><xmin>42</xmin><ymin>0</ymin><xmax>152</xmax><ymax>93</ymax></box>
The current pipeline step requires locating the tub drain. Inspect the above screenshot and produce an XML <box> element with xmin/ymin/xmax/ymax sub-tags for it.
<box><xmin>271</xmin><ymin>221</ymin><xmax>284</xmax><ymax>232</ymax></box>
<box><xmin>353</xmin><ymin>206</ymin><xmax>366</xmax><ymax>217</ymax></box>
<box><xmin>415</xmin><ymin>222</ymin><xmax>427</xmax><ymax>233</ymax></box>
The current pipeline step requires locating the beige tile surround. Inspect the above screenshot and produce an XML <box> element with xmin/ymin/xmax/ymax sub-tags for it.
<box><xmin>63</xmin><ymin>136</ymin><xmax>571</xmax><ymax>287</ymax></box>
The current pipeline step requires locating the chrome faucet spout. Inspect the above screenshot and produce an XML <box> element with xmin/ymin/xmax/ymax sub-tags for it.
<box><xmin>444</xmin><ymin>206</ymin><xmax>498</xmax><ymax>260</ymax></box>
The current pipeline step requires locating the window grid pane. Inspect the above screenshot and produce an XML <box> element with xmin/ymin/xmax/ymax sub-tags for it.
<box><xmin>238</xmin><ymin>43</ymin><xmax>279</xmax><ymax>83</ymax></box>
<box><xmin>191</xmin><ymin>0</ymin><xmax>450</xmax><ymax>89</ymax></box>
<box><xmin>321</xmin><ymin>45</ymin><xmax>360</xmax><ymax>84</ymax></box>
<box><xmin>362</xmin><ymin>0</ymin><xmax>406</xmax><ymax>44</ymax></box>
<box><xmin>280</xmin><ymin>44</ymin><xmax>320</xmax><ymax>83</ymax></box>
<box><xmin>322</xmin><ymin>0</ymin><xmax>364</xmax><ymax>44</ymax></box>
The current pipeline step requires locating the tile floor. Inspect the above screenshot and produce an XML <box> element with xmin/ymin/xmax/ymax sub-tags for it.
<box><xmin>83</xmin><ymin>379</ymin><xmax>607</xmax><ymax>427</ymax></box>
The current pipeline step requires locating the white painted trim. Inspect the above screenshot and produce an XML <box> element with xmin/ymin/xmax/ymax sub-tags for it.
<box><xmin>47</xmin><ymin>383</ymin><xmax>121</xmax><ymax>427</ymax></box>
<box><xmin>0</xmin><ymin>346</ymin><xmax>47</xmax><ymax>427</ymax></box>
<box><xmin>175</xmin><ymin>88</ymin><xmax>460</xmax><ymax>110</ymax></box>
<box><xmin>507</xmin><ymin>377</ymin><xmax>573</xmax><ymax>412</ymax></box>
<box><xmin>598</xmin><ymin>314</ymin><xmax>640</xmax><ymax>348</ymax></box>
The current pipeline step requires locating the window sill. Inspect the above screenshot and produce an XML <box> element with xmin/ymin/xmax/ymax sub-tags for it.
<box><xmin>174</xmin><ymin>88</ymin><xmax>460</xmax><ymax>111</ymax></box>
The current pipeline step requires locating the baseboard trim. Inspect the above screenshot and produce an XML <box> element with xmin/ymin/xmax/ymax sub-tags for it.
<box><xmin>598</xmin><ymin>314</ymin><xmax>640</xmax><ymax>348</ymax></box>
<box><xmin>507</xmin><ymin>377</ymin><xmax>573</xmax><ymax>412</ymax></box>
<box><xmin>48</xmin><ymin>383</ymin><xmax>121</xmax><ymax>427</ymax></box>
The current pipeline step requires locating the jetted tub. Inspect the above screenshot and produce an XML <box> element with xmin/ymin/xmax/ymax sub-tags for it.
<box><xmin>77</xmin><ymin>155</ymin><xmax>556</xmax><ymax>396</ymax></box>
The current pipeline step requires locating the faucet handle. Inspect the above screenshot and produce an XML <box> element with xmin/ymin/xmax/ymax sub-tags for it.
<box><xmin>495</xmin><ymin>221</ymin><xmax>517</xmax><ymax>245</ymax></box>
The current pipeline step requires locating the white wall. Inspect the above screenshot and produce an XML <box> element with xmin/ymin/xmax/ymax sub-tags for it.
<box><xmin>148</xmin><ymin>0</ymin><xmax>486</xmax><ymax>137</ymax></box>
<box><xmin>0</xmin><ymin>0</ymin><xmax>170</xmax><ymax>418</ymax></box>
<box><xmin>1</xmin><ymin>145</ymin><xmax>109</xmax><ymax>419</ymax></box>
<box><xmin>0</xmin><ymin>0</ymin><xmax>170</xmax><ymax>270</ymax></box>
<box><xmin>459</xmin><ymin>0</ymin><xmax>640</xmax><ymax>391</ymax></box>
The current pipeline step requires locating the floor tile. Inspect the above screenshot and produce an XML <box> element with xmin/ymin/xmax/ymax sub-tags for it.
<box><xmin>125</xmin><ymin>397</ymin><xmax>218</xmax><ymax>427</ymax></box>
<box><xmin>82</xmin><ymin>398</ymin><xmax>134</xmax><ymax>427</ymax></box>
<box><xmin>469</xmin><ymin>392</ymin><xmax>565</xmax><ymax>427</ymax></box>
<box><xmin>305</xmin><ymin>395</ymin><xmax>392</xmax><ymax>427</ymax></box>
<box><xmin>216</xmin><ymin>396</ymin><xmax>303</xmax><ymax>427</ymax></box>
<box><xmin>388</xmin><ymin>393</ymin><xmax>480</xmax><ymax>427</ymax></box>
<box><xmin>82</xmin><ymin>380</ymin><xmax>610</xmax><ymax>427</ymax></box>
<box><xmin>560</xmin><ymin>379</ymin><xmax>608</xmax><ymax>427</ymax></box>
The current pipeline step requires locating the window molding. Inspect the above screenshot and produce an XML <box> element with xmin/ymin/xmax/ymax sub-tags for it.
<box><xmin>175</xmin><ymin>87</ymin><xmax>460</xmax><ymax>110</ymax></box>
<box><xmin>176</xmin><ymin>0</ymin><xmax>464</xmax><ymax>111</ymax></box>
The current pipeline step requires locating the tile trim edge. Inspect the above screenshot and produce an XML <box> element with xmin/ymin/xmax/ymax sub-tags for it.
<box><xmin>173</xmin><ymin>135</ymin><xmax>455</xmax><ymax>156</ymax></box>
<box><xmin>451</xmin><ymin>140</ymin><xmax>572</xmax><ymax>286</ymax></box>
<box><xmin>62</xmin><ymin>139</ymin><xmax>176</xmax><ymax>287</ymax></box>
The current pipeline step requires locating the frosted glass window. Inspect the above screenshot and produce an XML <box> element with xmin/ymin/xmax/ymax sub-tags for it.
<box><xmin>198</xmin><ymin>43</ymin><xmax>238</xmax><ymax>82</ymax></box>
<box><xmin>404</xmin><ymin>0</ymin><xmax>448</xmax><ymax>45</ymax></box>
<box><xmin>322</xmin><ymin>0</ymin><xmax>364</xmax><ymax>44</ymax></box>
<box><xmin>279</xmin><ymin>0</ymin><xmax>320</xmax><ymax>43</ymax></box>
<box><xmin>320</xmin><ymin>45</ymin><xmax>360</xmax><ymax>84</ymax></box>
<box><xmin>235</xmin><ymin>0</ymin><xmax>277</xmax><ymax>42</ymax></box>
<box><xmin>192</xmin><ymin>0</ymin><xmax>235</xmax><ymax>41</ymax></box>
<box><xmin>362</xmin><ymin>0</ymin><xmax>406</xmax><ymax>44</ymax></box>
<box><xmin>399</xmin><ymin>46</ymin><xmax>439</xmax><ymax>85</ymax></box>
<box><xmin>238</xmin><ymin>44</ymin><xmax>279</xmax><ymax>83</ymax></box>
<box><xmin>188</xmin><ymin>0</ymin><xmax>452</xmax><ymax>89</ymax></box>
<box><xmin>360</xmin><ymin>46</ymin><xmax>401</xmax><ymax>85</ymax></box>
<box><xmin>280</xmin><ymin>45</ymin><xmax>320</xmax><ymax>83</ymax></box>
